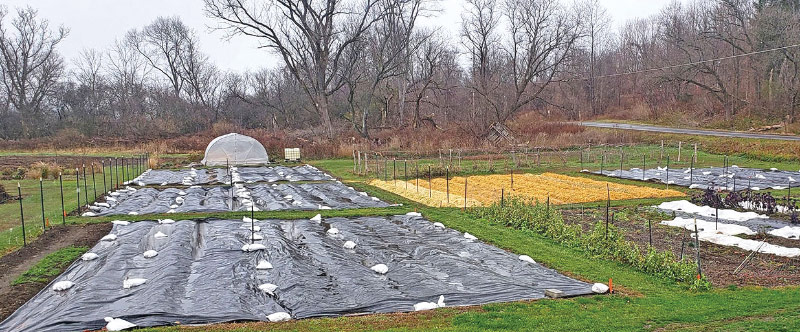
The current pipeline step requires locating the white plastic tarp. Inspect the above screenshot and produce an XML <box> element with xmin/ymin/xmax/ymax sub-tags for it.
<box><xmin>201</xmin><ymin>133</ymin><xmax>270</xmax><ymax>166</ymax></box>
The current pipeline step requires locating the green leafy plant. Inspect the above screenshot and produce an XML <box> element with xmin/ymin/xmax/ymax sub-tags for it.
<box><xmin>470</xmin><ymin>197</ymin><xmax>710</xmax><ymax>290</ymax></box>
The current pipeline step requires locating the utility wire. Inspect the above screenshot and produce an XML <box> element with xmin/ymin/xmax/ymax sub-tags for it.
<box><xmin>560</xmin><ymin>42</ymin><xmax>800</xmax><ymax>82</ymax></box>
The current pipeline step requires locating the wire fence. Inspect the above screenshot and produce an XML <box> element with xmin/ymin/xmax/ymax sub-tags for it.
<box><xmin>4</xmin><ymin>154</ymin><xmax>149</xmax><ymax>250</ymax></box>
<box><xmin>351</xmin><ymin>141</ymin><xmax>723</xmax><ymax>180</ymax></box>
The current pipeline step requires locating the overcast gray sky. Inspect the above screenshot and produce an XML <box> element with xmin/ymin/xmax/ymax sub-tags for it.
<box><xmin>3</xmin><ymin>0</ymin><xmax>682</xmax><ymax>73</ymax></box>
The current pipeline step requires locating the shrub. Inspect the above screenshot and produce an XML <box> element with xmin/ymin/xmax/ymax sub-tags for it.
<box><xmin>10</xmin><ymin>167</ymin><xmax>26</xmax><ymax>180</ymax></box>
<box><xmin>470</xmin><ymin>197</ymin><xmax>709</xmax><ymax>290</ymax></box>
<box><xmin>24</xmin><ymin>162</ymin><xmax>63</xmax><ymax>180</ymax></box>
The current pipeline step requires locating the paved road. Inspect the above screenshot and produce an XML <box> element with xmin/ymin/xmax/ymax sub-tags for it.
<box><xmin>578</xmin><ymin>121</ymin><xmax>800</xmax><ymax>141</ymax></box>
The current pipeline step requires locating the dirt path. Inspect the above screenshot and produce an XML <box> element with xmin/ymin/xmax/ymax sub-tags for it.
<box><xmin>0</xmin><ymin>223</ymin><xmax>111</xmax><ymax>320</ymax></box>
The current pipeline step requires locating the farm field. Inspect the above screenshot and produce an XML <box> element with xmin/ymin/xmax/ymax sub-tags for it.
<box><xmin>370</xmin><ymin>172</ymin><xmax>685</xmax><ymax>207</ymax></box>
<box><xmin>10</xmin><ymin>0</ymin><xmax>800</xmax><ymax>330</ymax></box>
<box><xmin>135</xmin><ymin>156</ymin><xmax>800</xmax><ymax>332</ymax></box>
<box><xmin>3</xmin><ymin>142</ymin><xmax>800</xmax><ymax>332</ymax></box>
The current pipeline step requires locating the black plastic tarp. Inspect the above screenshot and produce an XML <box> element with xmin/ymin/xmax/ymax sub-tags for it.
<box><xmin>135</xmin><ymin>165</ymin><xmax>333</xmax><ymax>186</ymax></box>
<box><xmin>87</xmin><ymin>183</ymin><xmax>389</xmax><ymax>216</ymax></box>
<box><xmin>594</xmin><ymin>166</ymin><xmax>799</xmax><ymax>190</ymax></box>
<box><xmin>132</xmin><ymin>168</ymin><xmax>217</xmax><ymax>186</ymax></box>
<box><xmin>1</xmin><ymin>215</ymin><xmax>593</xmax><ymax>331</ymax></box>
<box><xmin>230</xmin><ymin>165</ymin><xmax>334</xmax><ymax>183</ymax></box>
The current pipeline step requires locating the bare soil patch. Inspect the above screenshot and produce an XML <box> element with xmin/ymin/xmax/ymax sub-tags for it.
<box><xmin>0</xmin><ymin>223</ymin><xmax>112</xmax><ymax>320</ymax></box>
<box><xmin>0</xmin><ymin>155</ymin><xmax>113</xmax><ymax>170</ymax></box>
<box><xmin>562</xmin><ymin>208</ymin><xmax>800</xmax><ymax>288</ymax></box>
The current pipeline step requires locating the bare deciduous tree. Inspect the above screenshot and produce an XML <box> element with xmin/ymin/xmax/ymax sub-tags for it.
<box><xmin>0</xmin><ymin>6</ymin><xmax>67</xmax><ymax>137</ymax></box>
<box><xmin>500</xmin><ymin>0</ymin><xmax>580</xmax><ymax>122</ymax></box>
<box><xmin>580</xmin><ymin>0</ymin><xmax>613</xmax><ymax>116</ymax></box>
<box><xmin>409</xmin><ymin>32</ymin><xmax>451</xmax><ymax>128</ymax></box>
<box><xmin>204</xmin><ymin>0</ymin><xmax>386</xmax><ymax>137</ymax></box>
<box><xmin>127</xmin><ymin>17</ymin><xmax>192</xmax><ymax>96</ymax></box>
<box><xmin>343</xmin><ymin>0</ymin><xmax>427</xmax><ymax>137</ymax></box>
<box><xmin>462</xmin><ymin>0</ymin><xmax>501</xmax><ymax>128</ymax></box>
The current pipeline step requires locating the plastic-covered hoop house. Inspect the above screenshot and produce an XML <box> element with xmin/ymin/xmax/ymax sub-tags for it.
<box><xmin>201</xmin><ymin>133</ymin><xmax>270</xmax><ymax>166</ymax></box>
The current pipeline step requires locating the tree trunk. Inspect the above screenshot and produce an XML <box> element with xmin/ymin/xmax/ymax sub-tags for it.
<box><xmin>590</xmin><ymin>31</ymin><xmax>596</xmax><ymax>116</ymax></box>
<box><xmin>413</xmin><ymin>94</ymin><xmax>423</xmax><ymax>128</ymax></box>
<box><xmin>316</xmin><ymin>92</ymin><xmax>334</xmax><ymax>138</ymax></box>
<box><xmin>397</xmin><ymin>77</ymin><xmax>405</xmax><ymax>127</ymax></box>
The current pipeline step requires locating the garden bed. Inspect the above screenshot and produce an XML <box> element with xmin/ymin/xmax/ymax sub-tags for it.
<box><xmin>370</xmin><ymin>172</ymin><xmax>684</xmax><ymax>207</ymax></box>
<box><xmin>595</xmin><ymin>166</ymin><xmax>800</xmax><ymax>190</ymax></box>
<box><xmin>134</xmin><ymin>165</ymin><xmax>333</xmax><ymax>186</ymax></box>
<box><xmin>561</xmin><ymin>207</ymin><xmax>800</xmax><ymax>287</ymax></box>
<box><xmin>85</xmin><ymin>182</ymin><xmax>389</xmax><ymax>216</ymax></box>
<box><xmin>0</xmin><ymin>215</ymin><xmax>592</xmax><ymax>331</ymax></box>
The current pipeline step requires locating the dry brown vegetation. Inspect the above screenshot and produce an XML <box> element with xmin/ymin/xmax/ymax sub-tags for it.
<box><xmin>0</xmin><ymin>119</ymin><xmax>645</xmax><ymax>160</ymax></box>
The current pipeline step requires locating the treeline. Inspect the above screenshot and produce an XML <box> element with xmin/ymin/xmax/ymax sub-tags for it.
<box><xmin>0</xmin><ymin>0</ymin><xmax>799</xmax><ymax>141</ymax></box>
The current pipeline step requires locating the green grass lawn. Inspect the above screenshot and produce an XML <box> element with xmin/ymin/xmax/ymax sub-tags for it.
<box><xmin>13</xmin><ymin>246</ymin><xmax>88</xmax><ymax>285</ymax></box>
<box><xmin>0</xmin><ymin>166</ymin><xmax>141</xmax><ymax>254</ymax></box>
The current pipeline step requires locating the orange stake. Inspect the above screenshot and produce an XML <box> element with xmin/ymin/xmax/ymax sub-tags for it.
<box><xmin>609</xmin><ymin>278</ymin><xmax>613</xmax><ymax>294</ymax></box>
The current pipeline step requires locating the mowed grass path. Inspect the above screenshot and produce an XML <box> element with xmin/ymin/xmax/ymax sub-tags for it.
<box><xmin>135</xmin><ymin>158</ymin><xmax>800</xmax><ymax>331</ymax></box>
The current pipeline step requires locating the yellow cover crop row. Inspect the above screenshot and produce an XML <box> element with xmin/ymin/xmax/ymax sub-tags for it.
<box><xmin>369</xmin><ymin>172</ymin><xmax>684</xmax><ymax>207</ymax></box>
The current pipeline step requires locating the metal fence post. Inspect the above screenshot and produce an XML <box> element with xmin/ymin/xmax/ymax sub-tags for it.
<box><xmin>18</xmin><ymin>183</ymin><xmax>26</xmax><ymax>246</ymax></box>
<box><xmin>446</xmin><ymin>166</ymin><xmax>450</xmax><ymax>204</ymax></box>
<box><xmin>109</xmin><ymin>159</ymin><xmax>114</xmax><ymax>191</ymax></box>
<box><xmin>113</xmin><ymin>158</ymin><xmax>117</xmax><ymax>190</ymax></box>
<box><xmin>40</xmin><ymin>177</ymin><xmax>46</xmax><ymax>230</ymax></box>
<box><xmin>415</xmin><ymin>160</ymin><xmax>419</xmax><ymax>193</ymax></box>
<box><xmin>102</xmin><ymin>160</ymin><xmax>107</xmax><ymax>193</ymax></box>
<box><xmin>404</xmin><ymin>159</ymin><xmax>408</xmax><ymax>190</ymax></box>
<box><xmin>642</xmin><ymin>155</ymin><xmax>646</xmax><ymax>180</ymax></box>
<box><xmin>75</xmin><ymin>168</ymin><xmax>81</xmax><ymax>212</ymax></box>
<box><xmin>91</xmin><ymin>163</ymin><xmax>97</xmax><ymax>200</ymax></box>
<box><xmin>82</xmin><ymin>164</ymin><xmax>89</xmax><ymax>207</ymax></box>
<box><xmin>59</xmin><ymin>172</ymin><xmax>65</xmax><ymax>225</ymax></box>
<box><xmin>428</xmin><ymin>165</ymin><xmax>432</xmax><ymax>198</ymax></box>
<box><xmin>464</xmin><ymin>176</ymin><xmax>468</xmax><ymax>210</ymax></box>
<box><xmin>510</xmin><ymin>167</ymin><xmax>514</xmax><ymax>190</ymax></box>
